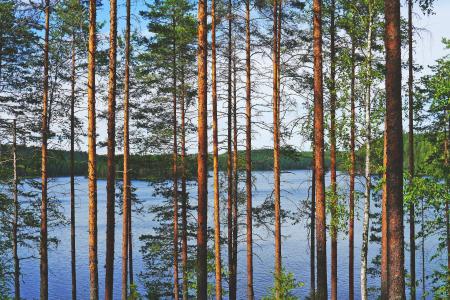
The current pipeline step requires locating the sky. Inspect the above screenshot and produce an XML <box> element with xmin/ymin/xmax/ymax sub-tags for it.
<box><xmin>91</xmin><ymin>0</ymin><xmax>450</xmax><ymax>154</ymax></box>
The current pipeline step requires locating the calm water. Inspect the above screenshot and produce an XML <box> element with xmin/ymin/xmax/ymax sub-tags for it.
<box><xmin>16</xmin><ymin>170</ymin><xmax>440</xmax><ymax>299</ymax></box>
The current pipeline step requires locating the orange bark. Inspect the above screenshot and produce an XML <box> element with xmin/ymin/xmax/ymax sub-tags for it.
<box><xmin>382</xmin><ymin>0</ymin><xmax>405</xmax><ymax>298</ymax></box>
<box><xmin>211</xmin><ymin>0</ymin><xmax>222</xmax><ymax>298</ymax></box>
<box><xmin>105</xmin><ymin>0</ymin><xmax>117</xmax><ymax>296</ymax></box>
<box><xmin>87</xmin><ymin>0</ymin><xmax>99</xmax><ymax>298</ymax></box>
<box><xmin>272</xmin><ymin>0</ymin><xmax>282</xmax><ymax>296</ymax></box>
<box><xmin>196</xmin><ymin>0</ymin><xmax>208</xmax><ymax>297</ymax></box>
<box><xmin>313</xmin><ymin>0</ymin><xmax>327</xmax><ymax>298</ymax></box>
<box><xmin>245</xmin><ymin>0</ymin><xmax>254</xmax><ymax>298</ymax></box>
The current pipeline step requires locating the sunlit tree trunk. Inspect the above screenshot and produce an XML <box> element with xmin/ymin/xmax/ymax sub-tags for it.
<box><xmin>171</xmin><ymin>17</ymin><xmax>179</xmax><ymax>298</ymax></box>
<box><xmin>313</xmin><ymin>0</ymin><xmax>327</xmax><ymax>298</ymax></box>
<box><xmin>227</xmin><ymin>0</ymin><xmax>235</xmax><ymax>298</ymax></box>
<box><xmin>382</xmin><ymin>0</ymin><xmax>405</xmax><ymax>298</ymax></box>
<box><xmin>180</xmin><ymin>66</ymin><xmax>188</xmax><ymax>300</ymax></box>
<box><xmin>361</xmin><ymin>4</ymin><xmax>373</xmax><ymax>299</ymax></box>
<box><xmin>407</xmin><ymin>1</ymin><xmax>416</xmax><ymax>298</ymax></box>
<box><xmin>196</xmin><ymin>0</ymin><xmax>208</xmax><ymax>297</ymax></box>
<box><xmin>12</xmin><ymin>119</ymin><xmax>20</xmax><ymax>300</ymax></box>
<box><xmin>272</xmin><ymin>0</ymin><xmax>282</xmax><ymax>296</ymax></box>
<box><xmin>348</xmin><ymin>30</ymin><xmax>356</xmax><ymax>300</ymax></box>
<box><xmin>310</xmin><ymin>155</ymin><xmax>316</xmax><ymax>300</ymax></box>
<box><xmin>245</xmin><ymin>0</ymin><xmax>254</xmax><ymax>298</ymax></box>
<box><xmin>211</xmin><ymin>1</ymin><xmax>222</xmax><ymax>298</ymax></box>
<box><xmin>40</xmin><ymin>1</ymin><xmax>50</xmax><ymax>298</ymax></box>
<box><xmin>128</xmin><ymin>200</ymin><xmax>133</xmax><ymax>286</ymax></box>
<box><xmin>105</xmin><ymin>0</ymin><xmax>117</xmax><ymax>297</ymax></box>
<box><xmin>87</xmin><ymin>0</ymin><xmax>99</xmax><ymax>297</ymax></box>
<box><xmin>70</xmin><ymin>31</ymin><xmax>77</xmax><ymax>300</ymax></box>
<box><xmin>122</xmin><ymin>0</ymin><xmax>131</xmax><ymax>297</ymax></box>
<box><xmin>329</xmin><ymin>1</ymin><xmax>337</xmax><ymax>298</ymax></box>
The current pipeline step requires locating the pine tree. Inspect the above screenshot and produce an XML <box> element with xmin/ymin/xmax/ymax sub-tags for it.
<box><xmin>381</xmin><ymin>0</ymin><xmax>405</xmax><ymax>298</ymax></box>
<box><xmin>87</xmin><ymin>0</ymin><xmax>99</xmax><ymax>297</ymax></box>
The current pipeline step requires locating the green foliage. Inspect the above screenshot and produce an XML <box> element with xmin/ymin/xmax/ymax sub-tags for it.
<box><xmin>128</xmin><ymin>284</ymin><xmax>142</xmax><ymax>300</ymax></box>
<box><xmin>262</xmin><ymin>268</ymin><xmax>304</xmax><ymax>300</ymax></box>
<box><xmin>326</xmin><ymin>186</ymin><xmax>350</xmax><ymax>236</ymax></box>
<box><xmin>0</xmin><ymin>145</ymin><xmax>332</xmax><ymax>180</ymax></box>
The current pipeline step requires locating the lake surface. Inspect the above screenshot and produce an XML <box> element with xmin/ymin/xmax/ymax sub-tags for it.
<box><xmin>16</xmin><ymin>170</ymin><xmax>440</xmax><ymax>299</ymax></box>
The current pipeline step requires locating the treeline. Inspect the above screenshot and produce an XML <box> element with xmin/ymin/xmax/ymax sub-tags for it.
<box><xmin>0</xmin><ymin>133</ymin><xmax>435</xmax><ymax>180</ymax></box>
<box><xmin>0</xmin><ymin>146</ymin><xmax>323</xmax><ymax>179</ymax></box>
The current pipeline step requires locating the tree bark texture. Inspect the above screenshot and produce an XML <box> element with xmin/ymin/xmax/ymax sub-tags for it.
<box><xmin>382</xmin><ymin>0</ymin><xmax>405</xmax><ymax>298</ymax></box>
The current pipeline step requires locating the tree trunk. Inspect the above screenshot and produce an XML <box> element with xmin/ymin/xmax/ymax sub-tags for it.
<box><xmin>349</xmin><ymin>29</ymin><xmax>356</xmax><ymax>300</ymax></box>
<box><xmin>272</xmin><ymin>1</ymin><xmax>282</xmax><ymax>297</ymax></box>
<box><xmin>232</xmin><ymin>41</ymin><xmax>239</xmax><ymax>300</ymax></box>
<box><xmin>382</xmin><ymin>0</ymin><xmax>405</xmax><ymax>298</ymax></box>
<box><xmin>310</xmin><ymin>156</ymin><xmax>316</xmax><ymax>300</ymax></box>
<box><xmin>211</xmin><ymin>1</ymin><xmax>222</xmax><ymax>298</ymax></box>
<box><xmin>361</xmin><ymin>4</ymin><xmax>373</xmax><ymax>299</ymax></box>
<box><xmin>329</xmin><ymin>1</ymin><xmax>337</xmax><ymax>298</ymax></box>
<box><xmin>196</xmin><ymin>0</ymin><xmax>208</xmax><ymax>297</ymax></box>
<box><xmin>408</xmin><ymin>1</ymin><xmax>416</xmax><ymax>298</ymax></box>
<box><xmin>172</xmin><ymin>20</ymin><xmax>179</xmax><ymax>298</ymax></box>
<box><xmin>40</xmin><ymin>1</ymin><xmax>50</xmax><ymax>298</ymax></box>
<box><xmin>312</xmin><ymin>0</ymin><xmax>327</xmax><ymax>298</ymax></box>
<box><xmin>12</xmin><ymin>119</ymin><xmax>20</xmax><ymax>300</ymax></box>
<box><xmin>128</xmin><ymin>199</ymin><xmax>133</xmax><ymax>286</ymax></box>
<box><xmin>180</xmin><ymin>66</ymin><xmax>188</xmax><ymax>300</ymax></box>
<box><xmin>105</xmin><ymin>0</ymin><xmax>117</xmax><ymax>297</ymax></box>
<box><xmin>70</xmin><ymin>32</ymin><xmax>77</xmax><ymax>300</ymax></box>
<box><xmin>226</xmin><ymin>0</ymin><xmax>235</xmax><ymax>298</ymax></box>
<box><xmin>245</xmin><ymin>0</ymin><xmax>254</xmax><ymax>298</ymax></box>
<box><xmin>122</xmin><ymin>0</ymin><xmax>131</xmax><ymax>297</ymax></box>
<box><xmin>87</xmin><ymin>0</ymin><xmax>99</xmax><ymax>297</ymax></box>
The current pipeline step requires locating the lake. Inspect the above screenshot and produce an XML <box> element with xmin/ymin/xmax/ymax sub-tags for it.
<box><xmin>16</xmin><ymin>170</ymin><xmax>440</xmax><ymax>299</ymax></box>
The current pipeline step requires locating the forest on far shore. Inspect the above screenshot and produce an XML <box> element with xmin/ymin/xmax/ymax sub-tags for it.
<box><xmin>0</xmin><ymin>133</ymin><xmax>432</xmax><ymax>180</ymax></box>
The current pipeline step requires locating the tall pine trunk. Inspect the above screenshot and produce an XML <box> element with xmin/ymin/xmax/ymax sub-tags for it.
<box><xmin>408</xmin><ymin>1</ymin><xmax>416</xmax><ymax>298</ymax></box>
<box><xmin>70</xmin><ymin>32</ymin><xmax>77</xmax><ymax>300</ymax></box>
<box><xmin>226</xmin><ymin>0</ymin><xmax>235</xmax><ymax>298</ymax></box>
<box><xmin>87</xmin><ymin>0</ymin><xmax>99</xmax><ymax>297</ymax></box>
<box><xmin>40</xmin><ymin>1</ymin><xmax>50</xmax><ymax>298</ymax></box>
<box><xmin>128</xmin><ymin>194</ymin><xmax>133</xmax><ymax>286</ymax></box>
<box><xmin>310</xmin><ymin>155</ymin><xmax>316</xmax><ymax>300</ymax></box>
<box><xmin>196</xmin><ymin>0</ymin><xmax>208</xmax><ymax>297</ymax></box>
<box><xmin>245</xmin><ymin>0</ymin><xmax>254</xmax><ymax>298</ymax></box>
<box><xmin>122</xmin><ymin>0</ymin><xmax>131</xmax><ymax>297</ymax></box>
<box><xmin>348</xmin><ymin>30</ymin><xmax>356</xmax><ymax>300</ymax></box>
<box><xmin>382</xmin><ymin>0</ymin><xmax>405</xmax><ymax>298</ymax></box>
<box><xmin>105</xmin><ymin>0</ymin><xmax>117</xmax><ymax>297</ymax></box>
<box><xmin>211</xmin><ymin>1</ymin><xmax>222</xmax><ymax>298</ymax></box>
<box><xmin>232</xmin><ymin>42</ymin><xmax>238</xmax><ymax>300</ymax></box>
<box><xmin>313</xmin><ymin>0</ymin><xmax>327</xmax><ymax>298</ymax></box>
<box><xmin>361</xmin><ymin>4</ymin><xmax>373</xmax><ymax>299</ymax></box>
<box><xmin>13</xmin><ymin>119</ymin><xmax>20</xmax><ymax>300</ymax></box>
<box><xmin>172</xmin><ymin>20</ymin><xmax>179</xmax><ymax>298</ymax></box>
<box><xmin>272</xmin><ymin>1</ymin><xmax>282</xmax><ymax>297</ymax></box>
<box><xmin>180</xmin><ymin>66</ymin><xmax>188</xmax><ymax>300</ymax></box>
<box><xmin>329</xmin><ymin>1</ymin><xmax>337</xmax><ymax>298</ymax></box>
